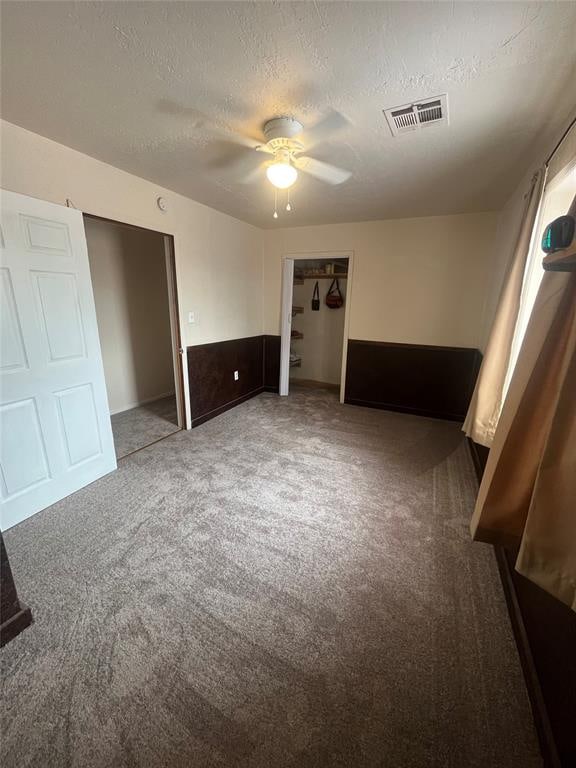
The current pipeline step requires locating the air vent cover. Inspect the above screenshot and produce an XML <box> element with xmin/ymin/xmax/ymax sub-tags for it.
<box><xmin>384</xmin><ymin>94</ymin><xmax>449</xmax><ymax>137</ymax></box>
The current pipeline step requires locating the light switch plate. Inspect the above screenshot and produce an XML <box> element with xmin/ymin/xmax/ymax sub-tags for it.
<box><xmin>234</xmin><ymin>370</ymin><xmax>239</xmax><ymax>381</ymax></box>
<box><xmin>188</xmin><ymin>311</ymin><xmax>198</xmax><ymax>325</ymax></box>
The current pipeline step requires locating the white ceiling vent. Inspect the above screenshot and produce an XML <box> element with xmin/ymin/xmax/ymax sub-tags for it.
<box><xmin>384</xmin><ymin>94</ymin><xmax>449</xmax><ymax>137</ymax></box>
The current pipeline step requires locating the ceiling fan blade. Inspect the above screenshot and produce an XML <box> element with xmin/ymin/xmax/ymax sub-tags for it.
<box><xmin>157</xmin><ymin>100</ymin><xmax>267</xmax><ymax>149</ymax></box>
<box><xmin>295</xmin><ymin>156</ymin><xmax>351</xmax><ymax>185</ymax></box>
<box><xmin>302</xmin><ymin>110</ymin><xmax>351</xmax><ymax>149</ymax></box>
<box><xmin>240</xmin><ymin>160</ymin><xmax>268</xmax><ymax>184</ymax></box>
<box><xmin>209</xmin><ymin>142</ymin><xmax>268</xmax><ymax>182</ymax></box>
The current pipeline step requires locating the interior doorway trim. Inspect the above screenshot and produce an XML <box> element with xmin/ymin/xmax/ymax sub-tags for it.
<box><xmin>280</xmin><ymin>250</ymin><xmax>354</xmax><ymax>403</ymax></box>
<box><xmin>83</xmin><ymin>213</ymin><xmax>190</xmax><ymax>431</ymax></box>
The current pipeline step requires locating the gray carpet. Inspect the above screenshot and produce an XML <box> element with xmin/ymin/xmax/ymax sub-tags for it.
<box><xmin>110</xmin><ymin>395</ymin><xmax>179</xmax><ymax>459</ymax></box>
<box><xmin>1</xmin><ymin>389</ymin><xmax>541</xmax><ymax>768</ymax></box>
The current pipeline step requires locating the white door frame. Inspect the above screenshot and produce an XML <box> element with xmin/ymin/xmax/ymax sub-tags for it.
<box><xmin>279</xmin><ymin>250</ymin><xmax>354</xmax><ymax>403</ymax></box>
<box><xmin>279</xmin><ymin>257</ymin><xmax>295</xmax><ymax>397</ymax></box>
<box><xmin>163</xmin><ymin>234</ymin><xmax>189</xmax><ymax>430</ymax></box>
<box><xmin>83</xmin><ymin>214</ymin><xmax>190</xmax><ymax>431</ymax></box>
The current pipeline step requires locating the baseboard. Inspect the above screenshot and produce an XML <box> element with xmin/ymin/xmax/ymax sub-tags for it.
<box><xmin>191</xmin><ymin>386</ymin><xmax>264</xmax><ymax>427</ymax></box>
<box><xmin>345</xmin><ymin>397</ymin><xmax>464</xmax><ymax>422</ymax></box>
<box><xmin>109</xmin><ymin>390</ymin><xmax>176</xmax><ymax>416</ymax></box>
<box><xmin>0</xmin><ymin>603</ymin><xmax>33</xmax><ymax>648</ymax></box>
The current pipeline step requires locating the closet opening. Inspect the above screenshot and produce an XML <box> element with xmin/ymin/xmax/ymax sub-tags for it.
<box><xmin>83</xmin><ymin>215</ymin><xmax>185</xmax><ymax>459</ymax></box>
<box><xmin>279</xmin><ymin>252</ymin><xmax>353</xmax><ymax>402</ymax></box>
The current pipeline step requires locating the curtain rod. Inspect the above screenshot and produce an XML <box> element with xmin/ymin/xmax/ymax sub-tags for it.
<box><xmin>546</xmin><ymin>114</ymin><xmax>576</xmax><ymax>167</ymax></box>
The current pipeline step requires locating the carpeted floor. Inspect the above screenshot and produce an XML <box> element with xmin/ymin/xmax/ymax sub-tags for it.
<box><xmin>1</xmin><ymin>389</ymin><xmax>541</xmax><ymax>768</ymax></box>
<box><xmin>110</xmin><ymin>395</ymin><xmax>179</xmax><ymax>459</ymax></box>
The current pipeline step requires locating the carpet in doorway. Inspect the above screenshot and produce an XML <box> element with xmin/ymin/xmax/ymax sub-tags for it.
<box><xmin>110</xmin><ymin>395</ymin><xmax>179</xmax><ymax>459</ymax></box>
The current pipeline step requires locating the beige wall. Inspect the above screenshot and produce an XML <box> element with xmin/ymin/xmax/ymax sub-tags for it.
<box><xmin>0</xmin><ymin>120</ymin><xmax>263</xmax><ymax>350</ymax></box>
<box><xmin>85</xmin><ymin>218</ymin><xmax>174</xmax><ymax>414</ymax></box>
<box><xmin>264</xmin><ymin>212</ymin><xmax>498</xmax><ymax>350</ymax></box>
<box><xmin>291</xmin><ymin>278</ymin><xmax>347</xmax><ymax>385</ymax></box>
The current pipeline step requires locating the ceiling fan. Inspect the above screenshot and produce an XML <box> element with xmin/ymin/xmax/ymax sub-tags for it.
<box><xmin>217</xmin><ymin>112</ymin><xmax>352</xmax><ymax>194</ymax></box>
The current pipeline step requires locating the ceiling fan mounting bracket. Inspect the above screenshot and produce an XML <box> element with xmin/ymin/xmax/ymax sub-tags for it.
<box><xmin>263</xmin><ymin>117</ymin><xmax>303</xmax><ymax>143</ymax></box>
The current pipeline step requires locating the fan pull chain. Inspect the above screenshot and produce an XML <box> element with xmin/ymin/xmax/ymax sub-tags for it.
<box><xmin>273</xmin><ymin>188</ymin><xmax>278</xmax><ymax>219</ymax></box>
<box><xmin>286</xmin><ymin>188</ymin><xmax>292</xmax><ymax>212</ymax></box>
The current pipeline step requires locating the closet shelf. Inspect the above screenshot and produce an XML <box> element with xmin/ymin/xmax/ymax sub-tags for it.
<box><xmin>289</xmin><ymin>357</ymin><xmax>302</xmax><ymax>368</ymax></box>
<box><xmin>291</xmin><ymin>331</ymin><xmax>304</xmax><ymax>340</ymax></box>
<box><xmin>292</xmin><ymin>306</ymin><xmax>304</xmax><ymax>315</ymax></box>
<box><xmin>294</xmin><ymin>271</ymin><xmax>348</xmax><ymax>280</ymax></box>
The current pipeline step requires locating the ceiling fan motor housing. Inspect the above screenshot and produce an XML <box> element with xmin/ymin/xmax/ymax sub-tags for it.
<box><xmin>263</xmin><ymin>117</ymin><xmax>303</xmax><ymax>142</ymax></box>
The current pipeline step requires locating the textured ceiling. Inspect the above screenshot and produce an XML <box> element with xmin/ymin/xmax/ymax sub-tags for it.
<box><xmin>1</xmin><ymin>1</ymin><xmax>575</xmax><ymax>228</ymax></box>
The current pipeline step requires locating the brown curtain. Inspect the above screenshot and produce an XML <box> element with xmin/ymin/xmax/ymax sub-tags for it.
<box><xmin>463</xmin><ymin>169</ymin><xmax>546</xmax><ymax>447</ymax></box>
<box><xmin>471</xmin><ymin>193</ymin><xmax>576</xmax><ymax>611</ymax></box>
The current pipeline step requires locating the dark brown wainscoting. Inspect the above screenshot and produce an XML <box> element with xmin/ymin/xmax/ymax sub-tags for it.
<box><xmin>187</xmin><ymin>335</ymin><xmax>265</xmax><ymax>427</ymax></box>
<box><xmin>467</xmin><ymin>437</ymin><xmax>489</xmax><ymax>480</ymax></box>
<box><xmin>468</xmin><ymin>439</ymin><xmax>575</xmax><ymax>768</ymax></box>
<box><xmin>345</xmin><ymin>340</ymin><xmax>481</xmax><ymax>421</ymax></box>
<box><xmin>263</xmin><ymin>335</ymin><xmax>281</xmax><ymax>393</ymax></box>
<box><xmin>1</xmin><ymin>531</ymin><xmax>33</xmax><ymax>646</ymax></box>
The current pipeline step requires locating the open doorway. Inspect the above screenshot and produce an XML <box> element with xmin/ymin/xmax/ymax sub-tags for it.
<box><xmin>84</xmin><ymin>216</ymin><xmax>185</xmax><ymax>459</ymax></box>
<box><xmin>280</xmin><ymin>252</ymin><xmax>353</xmax><ymax>401</ymax></box>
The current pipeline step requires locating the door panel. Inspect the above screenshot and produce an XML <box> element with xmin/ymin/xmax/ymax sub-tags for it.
<box><xmin>33</xmin><ymin>271</ymin><xmax>86</xmax><ymax>361</ymax></box>
<box><xmin>0</xmin><ymin>190</ymin><xmax>116</xmax><ymax>530</ymax></box>
<box><xmin>0</xmin><ymin>398</ymin><xmax>50</xmax><ymax>497</ymax></box>
<box><xmin>0</xmin><ymin>268</ymin><xmax>28</xmax><ymax>371</ymax></box>
<box><xmin>55</xmin><ymin>383</ymin><xmax>102</xmax><ymax>467</ymax></box>
<box><xmin>21</xmin><ymin>214</ymin><xmax>73</xmax><ymax>256</ymax></box>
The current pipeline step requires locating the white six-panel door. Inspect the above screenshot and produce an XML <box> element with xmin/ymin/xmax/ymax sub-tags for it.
<box><xmin>0</xmin><ymin>190</ymin><xmax>117</xmax><ymax>530</ymax></box>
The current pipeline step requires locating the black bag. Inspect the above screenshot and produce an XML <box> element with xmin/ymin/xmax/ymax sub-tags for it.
<box><xmin>311</xmin><ymin>281</ymin><xmax>320</xmax><ymax>311</ymax></box>
<box><xmin>326</xmin><ymin>279</ymin><xmax>344</xmax><ymax>309</ymax></box>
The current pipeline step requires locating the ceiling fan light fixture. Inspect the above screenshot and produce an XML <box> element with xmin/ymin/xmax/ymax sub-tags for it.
<box><xmin>266</xmin><ymin>161</ymin><xmax>298</xmax><ymax>189</ymax></box>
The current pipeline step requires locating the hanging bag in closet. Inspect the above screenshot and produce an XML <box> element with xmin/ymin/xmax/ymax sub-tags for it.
<box><xmin>311</xmin><ymin>281</ymin><xmax>320</xmax><ymax>311</ymax></box>
<box><xmin>326</xmin><ymin>279</ymin><xmax>344</xmax><ymax>309</ymax></box>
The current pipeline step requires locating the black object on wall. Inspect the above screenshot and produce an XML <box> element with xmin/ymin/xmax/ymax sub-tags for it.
<box><xmin>1</xmin><ymin>531</ymin><xmax>32</xmax><ymax>646</ymax></box>
<box><xmin>345</xmin><ymin>340</ymin><xmax>482</xmax><ymax>421</ymax></box>
<box><xmin>468</xmin><ymin>440</ymin><xmax>575</xmax><ymax>768</ymax></box>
